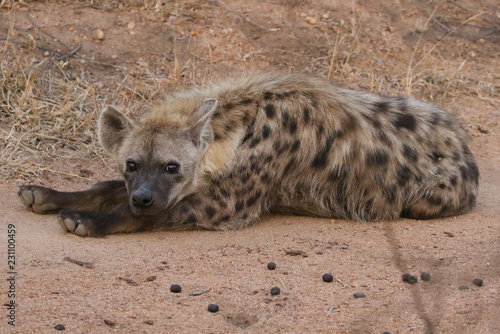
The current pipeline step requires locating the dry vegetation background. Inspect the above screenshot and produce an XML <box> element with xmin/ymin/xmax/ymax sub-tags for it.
<box><xmin>1</xmin><ymin>0</ymin><xmax>498</xmax><ymax>183</ymax></box>
<box><xmin>1</xmin><ymin>0</ymin><xmax>499</xmax><ymax>333</ymax></box>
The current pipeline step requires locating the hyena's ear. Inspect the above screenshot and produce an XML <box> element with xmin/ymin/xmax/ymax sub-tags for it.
<box><xmin>188</xmin><ymin>98</ymin><xmax>218</xmax><ymax>150</ymax></box>
<box><xmin>98</xmin><ymin>106</ymin><xmax>135</xmax><ymax>156</ymax></box>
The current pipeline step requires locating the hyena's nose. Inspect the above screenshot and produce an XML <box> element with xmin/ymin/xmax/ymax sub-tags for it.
<box><xmin>132</xmin><ymin>189</ymin><xmax>154</xmax><ymax>208</ymax></box>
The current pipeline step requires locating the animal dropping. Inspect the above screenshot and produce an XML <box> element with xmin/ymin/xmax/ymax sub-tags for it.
<box><xmin>17</xmin><ymin>72</ymin><xmax>479</xmax><ymax>237</ymax></box>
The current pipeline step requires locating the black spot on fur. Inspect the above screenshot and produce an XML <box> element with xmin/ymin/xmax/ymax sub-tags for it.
<box><xmin>466</xmin><ymin>160</ymin><xmax>479</xmax><ymax>183</ymax></box>
<box><xmin>328</xmin><ymin>166</ymin><xmax>346</xmax><ymax>182</ymax></box>
<box><xmin>290</xmin><ymin>139</ymin><xmax>301</xmax><ymax>153</ymax></box>
<box><xmin>366</xmin><ymin>149</ymin><xmax>389</xmax><ymax>166</ymax></box>
<box><xmin>246</xmin><ymin>191</ymin><xmax>262</xmax><ymax>207</ymax></box>
<box><xmin>429</xmin><ymin>151</ymin><xmax>445</xmax><ymax>163</ymax></box>
<box><xmin>283</xmin><ymin>158</ymin><xmax>296</xmax><ymax>176</ymax></box>
<box><xmin>312</xmin><ymin>134</ymin><xmax>335</xmax><ymax>169</ymax></box>
<box><xmin>246</xmin><ymin>183</ymin><xmax>255</xmax><ymax>194</ymax></box>
<box><xmin>239</xmin><ymin>98</ymin><xmax>253</xmax><ymax>105</ymax></box>
<box><xmin>438</xmin><ymin>183</ymin><xmax>446</xmax><ymax>189</ymax></box>
<box><xmin>249</xmin><ymin>137</ymin><xmax>261</xmax><ymax>148</ymax></box>
<box><xmin>372</xmin><ymin>100</ymin><xmax>390</xmax><ymax>113</ymax></box>
<box><xmin>394</xmin><ymin>114</ymin><xmax>417</xmax><ymax>131</ymax></box>
<box><xmin>264</xmin><ymin>91</ymin><xmax>273</xmax><ymax>100</ymax></box>
<box><xmin>180</xmin><ymin>205</ymin><xmax>190</xmax><ymax>214</ymax></box>
<box><xmin>220</xmin><ymin>188</ymin><xmax>231</xmax><ymax>198</ymax></box>
<box><xmin>397</xmin><ymin>166</ymin><xmax>412</xmax><ymax>186</ymax></box>
<box><xmin>250</xmin><ymin>161</ymin><xmax>259</xmax><ymax>173</ymax></box>
<box><xmin>205</xmin><ymin>206</ymin><xmax>216</xmax><ymax>219</ymax></box>
<box><xmin>452</xmin><ymin>151</ymin><xmax>461</xmax><ymax>162</ymax></box>
<box><xmin>289</xmin><ymin>119</ymin><xmax>298</xmax><ymax>134</ymax></box>
<box><xmin>450</xmin><ymin>175</ymin><xmax>458</xmax><ymax>186</ymax></box>
<box><xmin>241</xmin><ymin>131</ymin><xmax>253</xmax><ymax>145</ymax></box>
<box><xmin>265</xmin><ymin>104</ymin><xmax>276</xmax><ymax>118</ymax></box>
<box><xmin>262</xmin><ymin>125</ymin><xmax>271</xmax><ymax>139</ymax></box>
<box><xmin>260</xmin><ymin>173</ymin><xmax>270</xmax><ymax>183</ymax></box>
<box><xmin>235</xmin><ymin>200</ymin><xmax>244</xmax><ymax>213</ymax></box>
<box><xmin>220</xmin><ymin>215</ymin><xmax>231</xmax><ymax>222</ymax></box>
<box><xmin>223</xmin><ymin>102</ymin><xmax>235</xmax><ymax>110</ymax></box>
<box><xmin>182</xmin><ymin>214</ymin><xmax>198</xmax><ymax>225</ymax></box>
<box><xmin>241</xmin><ymin>171</ymin><xmax>251</xmax><ymax>184</ymax></box>
<box><xmin>459</xmin><ymin>165</ymin><xmax>469</xmax><ymax>180</ymax></box>
<box><xmin>403</xmin><ymin>144</ymin><xmax>418</xmax><ymax>162</ymax></box>
<box><xmin>303</xmin><ymin>107</ymin><xmax>311</xmax><ymax>124</ymax></box>
<box><xmin>426</xmin><ymin>196</ymin><xmax>443</xmax><ymax>206</ymax></box>
<box><xmin>316</xmin><ymin>125</ymin><xmax>324</xmax><ymax>139</ymax></box>
<box><xmin>282</xmin><ymin>112</ymin><xmax>289</xmax><ymax>127</ymax></box>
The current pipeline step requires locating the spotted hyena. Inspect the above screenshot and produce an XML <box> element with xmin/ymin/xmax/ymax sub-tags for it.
<box><xmin>18</xmin><ymin>72</ymin><xmax>479</xmax><ymax>237</ymax></box>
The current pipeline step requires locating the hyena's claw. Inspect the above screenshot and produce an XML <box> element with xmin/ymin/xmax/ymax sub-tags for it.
<box><xmin>58</xmin><ymin>211</ymin><xmax>93</xmax><ymax>237</ymax></box>
<box><xmin>18</xmin><ymin>185</ymin><xmax>59</xmax><ymax>214</ymax></box>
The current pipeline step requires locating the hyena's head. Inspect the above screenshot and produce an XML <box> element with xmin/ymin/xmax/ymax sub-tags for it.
<box><xmin>98</xmin><ymin>99</ymin><xmax>218</xmax><ymax>216</ymax></box>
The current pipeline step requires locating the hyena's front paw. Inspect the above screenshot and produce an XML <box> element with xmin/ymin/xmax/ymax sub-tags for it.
<box><xmin>18</xmin><ymin>185</ymin><xmax>59</xmax><ymax>214</ymax></box>
<box><xmin>58</xmin><ymin>210</ymin><xmax>97</xmax><ymax>237</ymax></box>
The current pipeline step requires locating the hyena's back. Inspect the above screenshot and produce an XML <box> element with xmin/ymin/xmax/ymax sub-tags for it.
<box><xmin>160</xmin><ymin>72</ymin><xmax>478</xmax><ymax>224</ymax></box>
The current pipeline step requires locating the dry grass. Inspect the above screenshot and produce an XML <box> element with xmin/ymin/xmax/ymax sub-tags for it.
<box><xmin>0</xmin><ymin>32</ymin><xmax>175</xmax><ymax>181</ymax></box>
<box><xmin>1</xmin><ymin>0</ymin><xmax>498</xmax><ymax>182</ymax></box>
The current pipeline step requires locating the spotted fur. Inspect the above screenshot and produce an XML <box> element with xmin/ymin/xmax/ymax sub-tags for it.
<box><xmin>18</xmin><ymin>72</ymin><xmax>479</xmax><ymax>236</ymax></box>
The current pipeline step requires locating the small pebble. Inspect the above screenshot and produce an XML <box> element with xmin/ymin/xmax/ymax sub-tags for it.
<box><xmin>402</xmin><ymin>273</ymin><xmax>418</xmax><ymax>284</ymax></box>
<box><xmin>104</xmin><ymin>319</ymin><xmax>116</xmax><ymax>326</ymax></box>
<box><xmin>353</xmin><ymin>292</ymin><xmax>366</xmax><ymax>299</ymax></box>
<box><xmin>170</xmin><ymin>284</ymin><xmax>182</xmax><ymax>293</ymax></box>
<box><xmin>420</xmin><ymin>272</ymin><xmax>431</xmax><ymax>282</ymax></box>
<box><xmin>207</xmin><ymin>304</ymin><xmax>219</xmax><ymax>313</ymax></box>
<box><xmin>127</xmin><ymin>21</ymin><xmax>136</xmax><ymax>30</ymax></box>
<box><xmin>473</xmin><ymin>278</ymin><xmax>483</xmax><ymax>287</ymax></box>
<box><xmin>96</xmin><ymin>29</ymin><xmax>104</xmax><ymax>40</ymax></box>
<box><xmin>54</xmin><ymin>324</ymin><xmax>66</xmax><ymax>330</ymax></box>
<box><xmin>267</xmin><ymin>262</ymin><xmax>276</xmax><ymax>270</ymax></box>
<box><xmin>306</xmin><ymin>17</ymin><xmax>316</xmax><ymax>25</ymax></box>
<box><xmin>322</xmin><ymin>273</ymin><xmax>334</xmax><ymax>282</ymax></box>
<box><xmin>270</xmin><ymin>287</ymin><xmax>281</xmax><ymax>295</ymax></box>
<box><xmin>459</xmin><ymin>285</ymin><xmax>469</xmax><ymax>290</ymax></box>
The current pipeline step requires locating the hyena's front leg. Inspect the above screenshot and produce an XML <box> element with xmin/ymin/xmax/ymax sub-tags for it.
<box><xmin>18</xmin><ymin>180</ymin><xmax>128</xmax><ymax>214</ymax></box>
<box><xmin>58</xmin><ymin>204</ymin><xmax>156</xmax><ymax>237</ymax></box>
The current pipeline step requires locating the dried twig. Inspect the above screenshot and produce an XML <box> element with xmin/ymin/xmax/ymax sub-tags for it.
<box><xmin>189</xmin><ymin>289</ymin><xmax>211</xmax><ymax>296</ymax></box>
<box><xmin>64</xmin><ymin>256</ymin><xmax>95</xmax><ymax>269</ymax></box>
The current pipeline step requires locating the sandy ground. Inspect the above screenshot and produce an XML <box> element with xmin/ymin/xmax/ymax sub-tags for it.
<box><xmin>1</xmin><ymin>0</ymin><xmax>499</xmax><ymax>333</ymax></box>
<box><xmin>3</xmin><ymin>143</ymin><xmax>499</xmax><ymax>333</ymax></box>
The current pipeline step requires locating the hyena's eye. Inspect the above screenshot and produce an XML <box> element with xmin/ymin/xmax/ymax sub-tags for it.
<box><xmin>165</xmin><ymin>163</ymin><xmax>179</xmax><ymax>174</ymax></box>
<box><xmin>126</xmin><ymin>161</ymin><xmax>137</xmax><ymax>172</ymax></box>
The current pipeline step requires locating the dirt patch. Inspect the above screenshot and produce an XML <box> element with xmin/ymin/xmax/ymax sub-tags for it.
<box><xmin>1</xmin><ymin>0</ymin><xmax>499</xmax><ymax>332</ymax></box>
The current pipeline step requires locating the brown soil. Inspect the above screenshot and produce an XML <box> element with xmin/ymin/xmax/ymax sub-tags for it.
<box><xmin>1</xmin><ymin>1</ymin><xmax>499</xmax><ymax>333</ymax></box>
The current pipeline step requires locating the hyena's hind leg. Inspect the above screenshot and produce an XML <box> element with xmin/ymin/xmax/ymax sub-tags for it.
<box><xmin>18</xmin><ymin>180</ymin><xmax>128</xmax><ymax>214</ymax></box>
